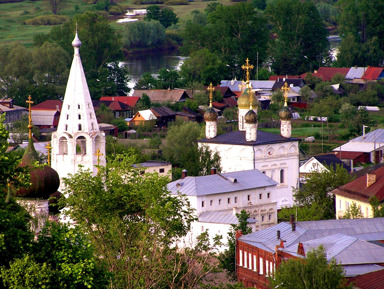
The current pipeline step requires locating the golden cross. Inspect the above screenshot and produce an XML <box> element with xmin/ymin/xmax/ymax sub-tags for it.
<box><xmin>281</xmin><ymin>82</ymin><xmax>290</xmax><ymax>106</ymax></box>
<box><xmin>45</xmin><ymin>142</ymin><xmax>52</xmax><ymax>166</ymax></box>
<box><xmin>241</xmin><ymin>58</ymin><xmax>254</xmax><ymax>83</ymax></box>
<box><xmin>207</xmin><ymin>83</ymin><xmax>215</xmax><ymax>108</ymax></box>
<box><xmin>26</xmin><ymin>95</ymin><xmax>34</xmax><ymax>140</ymax></box>
<box><xmin>94</xmin><ymin>149</ymin><xmax>103</xmax><ymax>172</ymax></box>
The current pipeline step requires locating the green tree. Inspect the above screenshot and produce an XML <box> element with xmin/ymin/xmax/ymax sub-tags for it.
<box><xmin>343</xmin><ymin>202</ymin><xmax>364</xmax><ymax>219</ymax></box>
<box><xmin>157</xmin><ymin>68</ymin><xmax>180</xmax><ymax>89</ymax></box>
<box><xmin>135</xmin><ymin>73</ymin><xmax>158</xmax><ymax>90</ymax></box>
<box><xmin>369</xmin><ymin>196</ymin><xmax>384</xmax><ymax>218</ymax></box>
<box><xmin>269</xmin><ymin>246</ymin><xmax>350</xmax><ymax>289</ymax></box>
<box><xmin>162</xmin><ymin>121</ymin><xmax>221</xmax><ymax>176</ymax></box>
<box><xmin>145</xmin><ymin>5</ymin><xmax>178</xmax><ymax>28</ymax></box>
<box><xmin>218</xmin><ymin>210</ymin><xmax>252</xmax><ymax>277</ymax></box>
<box><xmin>266</xmin><ymin>0</ymin><xmax>329</xmax><ymax>74</ymax></box>
<box><xmin>135</xmin><ymin>93</ymin><xmax>151</xmax><ymax>110</ymax></box>
<box><xmin>95</xmin><ymin>103</ymin><xmax>114</xmax><ymax>124</ymax></box>
<box><xmin>123</xmin><ymin>20</ymin><xmax>166</xmax><ymax>49</ymax></box>
<box><xmin>294</xmin><ymin>164</ymin><xmax>354</xmax><ymax>220</ymax></box>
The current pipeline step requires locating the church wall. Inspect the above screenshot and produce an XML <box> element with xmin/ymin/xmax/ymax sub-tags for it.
<box><xmin>200</xmin><ymin>141</ymin><xmax>299</xmax><ymax>209</ymax></box>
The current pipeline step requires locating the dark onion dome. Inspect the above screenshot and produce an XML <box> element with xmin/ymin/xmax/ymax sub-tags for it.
<box><xmin>245</xmin><ymin>109</ymin><xmax>257</xmax><ymax>124</ymax></box>
<box><xmin>16</xmin><ymin>139</ymin><xmax>60</xmax><ymax>199</ymax></box>
<box><xmin>204</xmin><ymin>107</ymin><xmax>218</xmax><ymax>121</ymax></box>
<box><xmin>279</xmin><ymin>106</ymin><xmax>293</xmax><ymax>120</ymax></box>
<box><xmin>237</xmin><ymin>88</ymin><xmax>258</xmax><ymax>110</ymax></box>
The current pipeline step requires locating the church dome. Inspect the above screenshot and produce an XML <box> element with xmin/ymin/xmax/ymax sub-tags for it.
<box><xmin>16</xmin><ymin>140</ymin><xmax>60</xmax><ymax>199</ymax></box>
<box><xmin>237</xmin><ymin>88</ymin><xmax>258</xmax><ymax>110</ymax></box>
<box><xmin>279</xmin><ymin>106</ymin><xmax>293</xmax><ymax>120</ymax></box>
<box><xmin>204</xmin><ymin>107</ymin><xmax>218</xmax><ymax>121</ymax></box>
<box><xmin>245</xmin><ymin>109</ymin><xmax>257</xmax><ymax>124</ymax></box>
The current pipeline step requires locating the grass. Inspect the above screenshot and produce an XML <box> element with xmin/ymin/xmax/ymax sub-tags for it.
<box><xmin>0</xmin><ymin>0</ymin><xmax>232</xmax><ymax>47</ymax></box>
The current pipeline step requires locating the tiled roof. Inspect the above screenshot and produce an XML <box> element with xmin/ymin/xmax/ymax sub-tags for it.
<box><xmin>31</xmin><ymin>100</ymin><xmax>62</xmax><ymax>111</ymax></box>
<box><xmin>362</xmin><ymin>67</ymin><xmax>384</xmax><ymax>80</ymax></box>
<box><xmin>100</xmin><ymin>96</ymin><xmax>139</xmax><ymax>107</ymax></box>
<box><xmin>331</xmin><ymin>166</ymin><xmax>384</xmax><ymax>202</ymax></box>
<box><xmin>132</xmin><ymin>89</ymin><xmax>189</xmax><ymax>103</ymax></box>
<box><xmin>198</xmin><ymin>130</ymin><xmax>299</xmax><ymax>146</ymax></box>
<box><xmin>167</xmin><ymin>169</ymin><xmax>277</xmax><ymax>197</ymax></box>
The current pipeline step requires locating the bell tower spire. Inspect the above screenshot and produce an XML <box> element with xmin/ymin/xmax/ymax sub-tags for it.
<box><xmin>204</xmin><ymin>83</ymin><xmax>218</xmax><ymax>139</ymax></box>
<box><xmin>51</xmin><ymin>29</ymin><xmax>106</xmax><ymax>185</ymax></box>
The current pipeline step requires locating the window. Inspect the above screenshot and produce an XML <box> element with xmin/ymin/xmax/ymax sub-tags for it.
<box><xmin>234</xmin><ymin>197</ymin><xmax>238</xmax><ymax>203</ymax></box>
<box><xmin>159</xmin><ymin>168</ymin><xmax>165</xmax><ymax>173</ymax></box>
<box><xmin>346</xmin><ymin>201</ymin><xmax>350</xmax><ymax>210</ymax></box>
<box><xmin>78</xmin><ymin>104</ymin><xmax>80</xmax><ymax>109</ymax></box>
<box><xmin>68</xmin><ymin>105</ymin><xmax>70</xmax><ymax>109</ymax></box>
<box><xmin>248</xmin><ymin>253</ymin><xmax>252</xmax><ymax>269</ymax></box>
<box><xmin>280</xmin><ymin>169</ymin><xmax>284</xmax><ymax>183</ymax></box>
<box><xmin>266</xmin><ymin>260</ymin><xmax>269</xmax><ymax>276</ymax></box>
<box><xmin>253</xmin><ymin>255</ymin><xmax>257</xmax><ymax>272</ymax></box>
<box><xmin>202</xmin><ymin>201</ymin><xmax>205</xmax><ymax>208</ymax></box>
<box><xmin>267</xmin><ymin>193</ymin><xmax>270</xmax><ymax>199</ymax></box>
<box><xmin>270</xmin><ymin>261</ymin><xmax>273</xmax><ymax>275</ymax></box>
<box><xmin>339</xmin><ymin>199</ymin><xmax>342</xmax><ymax>209</ymax></box>
<box><xmin>239</xmin><ymin>250</ymin><xmax>243</xmax><ymax>266</ymax></box>
<box><xmin>268</xmin><ymin>214</ymin><xmax>271</xmax><ymax>221</ymax></box>
<box><xmin>247</xmin><ymin>195</ymin><xmax>250</xmax><ymax>201</ymax></box>
<box><xmin>210</xmin><ymin>200</ymin><xmax>213</xmax><ymax>206</ymax></box>
<box><xmin>219</xmin><ymin>199</ymin><xmax>221</xmax><ymax>205</ymax></box>
<box><xmin>259</xmin><ymin>258</ymin><xmax>263</xmax><ymax>275</ymax></box>
<box><xmin>244</xmin><ymin>251</ymin><xmax>247</xmax><ymax>268</ymax></box>
<box><xmin>201</xmin><ymin>226</ymin><xmax>204</xmax><ymax>232</ymax></box>
<box><xmin>65</xmin><ymin>124</ymin><xmax>68</xmax><ymax>131</ymax></box>
<box><xmin>262</xmin><ymin>171</ymin><xmax>266</xmax><ymax>174</ymax></box>
<box><xmin>78</xmin><ymin>114</ymin><xmax>81</xmax><ymax>120</ymax></box>
<box><xmin>76</xmin><ymin>136</ymin><xmax>87</xmax><ymax>155</ymax></box>
<box><xmin>59</xmin><ymin>137</ymin><xmax>68</xmax><ymax>155</ymax></box>
<box><xmin>66</xmin><ymin>114</ymin><xmax>69</xmax><ymax>120</ymax></box>
<box><xmin>90</xmin><ymin>113</ymin><xmax>93</xmax><ymax>119</ymax></box>
<box><xmin>91</xmin><ymin>123</ymin><xmax>94</xmax><ymax>130</ymax></box>
<box><xmin>259</xmin><ymin>194</ymin><xmax>262</xmax><ymax>200</ymax></box>
<box><xmin>366</xmin><ymin>207</ymin><xmax>369</xmax><ymax>217</ymax></box>
<box><xmin>228</xmin><ymin>198</ymin><xmax>231</xmax><ymax>204</ymax></box>
<box><xmin>78</xmin><ymin>124</ymin><xmax>82</xmax><ymax>131</ymax></box>
<box><xmin>262</xmin><ymin>215</ymin><xmax>265</xmax><ymax>222</ymax></box>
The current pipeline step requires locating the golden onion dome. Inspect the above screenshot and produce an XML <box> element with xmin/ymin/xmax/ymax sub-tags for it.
<box><xmin>237</xmin><ymin>88</ymin><xmax>258</xmax><ymax>110</ymax></box>
<box><xmin>245</xmin><ymin>109</ymin><xmax>257</xmax><ymax>124</ymax></box>
<box><xmin>279</xmin><ymin>106</ymin><xmax>293</xmax><ymax>120</ymax></box>
<box><xmin>204</xmin><ymin>107</ymin><xmax>218</xmax><ymax>121</ymax></box>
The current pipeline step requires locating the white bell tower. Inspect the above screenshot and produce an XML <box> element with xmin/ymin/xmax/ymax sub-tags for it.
<box><xmin>51</xmin><ymin>29</ymin><xmax>106</xmax><ymax>186</ymax></box>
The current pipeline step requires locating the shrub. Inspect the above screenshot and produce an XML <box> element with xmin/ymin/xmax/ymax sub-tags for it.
<box><xmin>109</xmin><ymin>5</ymin><xmax>123</xmax><ymax>15</ymax></box>
<box><xmin>24</xmin><ymin>15</ymin><xmax>68</xmax><ymax>25</ymax></box>
<box><xmin>123</xmin><ymin>20</ymin><xmax>166</xmax><ymax>49</ymax></box>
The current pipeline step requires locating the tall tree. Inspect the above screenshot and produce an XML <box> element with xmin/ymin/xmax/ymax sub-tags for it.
<box><xmin>269</xmin><ymin>246</ymin><xmax>351</xmax><ymax>289</ymax></box>
<box><xmin>266</xmin><ymin>0</ymin><xmax>329</xmax><ymax>74</ymax></box>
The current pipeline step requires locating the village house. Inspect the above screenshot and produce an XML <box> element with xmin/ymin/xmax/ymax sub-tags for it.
<box><xmin>0</xmin><ymin>98</ymin><xmax>27</xmax><ymax>127</ymax></box>
<box><xmin>132</xmin><ymin>89</ymin><xmax>190</xmax><ymax>103</ymax></box>
<box><xmin>128</xmin><ymin>109</ymin><xmax>157</xmax><ymax>127</ymax></box>
<box><xmin>31</xmin><ymin>100</ymin><xmax>62</xmax><ymax>129</ymax></box>
<box><xmin>236</xmin><ymin>218</ymin><xmax>384</xmax><ymax>288</ymax></box>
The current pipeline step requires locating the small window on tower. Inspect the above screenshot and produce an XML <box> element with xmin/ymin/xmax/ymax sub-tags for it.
<box><xmin>78</xmin><ymin>124</ymin><xmax>82</xmax><ymax>131</ymax></box>
<box><xmin>78</xmin><ymin>104</ymin><xmax>80</xmax><ymax>109</ymax></box>
<box><xmin>91</xmin><ymin>123</ymin><xmax>94</xmax><ymax>130</ymax></box>
<box><xmin>247</xmin><ymin>195</ymin><xmax>250</xmax><ymax>201</ymax></box>
<box><xmin>78</xmin><ymin>114</ymin><xmax>81</xmax><ymax>120</ymax></box>
<box><xmin>66</xmin><ymin>114</ymin><xmax>69</xmax><ymax>120</ymax></box>
<box><xmin>65</xmin><ymin>124</ymin><xmax>68</xmax><ymax>131</ymax></box>
<box><xmin>90</xmin><ymin>113</ymin><xmax>93</xmax><ymax>119</ymax></box>
<box><xmin>68</xmin><ymin>105</ymin><xmax>70</xmax><ymax>109</ymax></box>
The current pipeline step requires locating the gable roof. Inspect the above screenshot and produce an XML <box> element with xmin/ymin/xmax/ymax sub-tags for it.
<box><xmin>312</xmin><ymin>154</ymin><xmax>351</xmax><ymax>172</ymax></box>
<box><xmin>167</xmin><ymin>169</ymin><xmax>278</xmax><ymax>196</ymax></box>
<box><xmin>134</xmin><ymin>109</ymin><xmax>156</xmax><ymax>121</ymax></box>
<box><xmin>100</xmin><ymin>96</ymin><xmax>139</xmax><ymax>107</ymax></box>
<box><xmin>362</xmin><ymin>67</ymin><xmax>384</xmax><ymax>80</ymax></box>
<box><xmin>333</xmin><ymin>129</ymin><xmax>384</xmax><ymax>153</ymax></box>
<box><xmin>331</xmin><ymin>166</ymin><xmax>384</xmax><ymax>203</ymax></box>
<box><xmin>345</xmin><ymin>67</ymin><xmax>366</xmax><ymax>80</ymax></box>
<box><xmin>150</xmin><ymin>106</ymin><xmax>175</xmax><ymax>117</ymax></box>
<box><xmin>198</xmin><ymin>130</ymin><xmax>299</xmax><ymax>146</ymax></box>
<box><xmin>132</xmin><ymin>89</ymin><xmax>190</xmax><ymax>103</ymax></box>
<box><xmin>93</xmin><ymin>100</ymin><xmax>132</xmax><ymax>111</ymax></box>
<box><xmin>269</xmin><ymin>75</ymin><xmax>301</xmax><ymax>81</ymax></box>
<box><xmin>31</xmin><ymin>100</ymin><xmax>63</xmax><ymax>111</ymax></box>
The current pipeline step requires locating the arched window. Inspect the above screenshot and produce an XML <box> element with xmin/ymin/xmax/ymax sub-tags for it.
<box><xmin>95</xmin><ymin>135</ymin><xmax>102</xmax><ymax>152</ymax></box>
<box><xmin>59</xmin><ymin>137</ymin><xmax>68</xmax><ymax>155</ymax></box>
<box><xmin>76</xmin><ymin>136</ymin><xmax>87</xmax><ymax>155</ymax></box>
<box><xmin>280</xmin><ymin>169</ymin><xmax>284</xmax><ymax>184</ymax></box>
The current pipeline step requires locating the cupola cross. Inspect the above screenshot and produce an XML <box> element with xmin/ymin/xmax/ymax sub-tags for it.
<box><xmin>94</xmin><ymin>149</ymin><xmax>103</xmax><ymax>172</ymax></box>
<box><xmin>45</xmin><ymin>142</ymin><xmax>52</xmax><ymax>166</ymax></box>
<box><xmin>26</xmin><ymin>95</ymin><xmax>34</xmax><ymax>139</ymax></box>
<box><xmin>241</xmin><ymin>58</ymin><xmax>254</xmax><ymax>83</ymax></box>
<box><xmin>281</xmin><ymin>82</ymin><xmax>290</xmax><ymax>107</ymax></box>
<box><xmin>207</xmin><ymin>83</ymin><xmax>215</xmax><ymax>108</ymax></box>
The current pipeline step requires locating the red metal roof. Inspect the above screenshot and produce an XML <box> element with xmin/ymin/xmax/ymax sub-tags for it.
<box><xmin>223</xmin><ymin>97</ymin><xmax>237</xmax><ymax>107</ymax></box>
<box><xmin>362</xmin><ymin>67</ymin><xmax>384</xmax><ymax>80</ymax></box>
<box><xmin>31</xmin><ymin>100</ymin><xmax>62</xmax><ymax>111</ymax></box>
<box><xmin>315</xmin><ymin>67</ymin><xmax>350</xmax><ymax>81</ymax></box>
<box><xmin>100</xmin><ymin>96</ymin><xmax>139</xmax><ymax>107</ymax></box>
<box><xmin>334</xmin><ymin>151</ymin><xmax>365</xmax><ymax>160</ymax></box>
<box><xmin>212</xmin><ymin>102</ymin><xmax>227</xmax><ymax>109</ymax></box>
<box><xmin>331</xmin><ymin>166</ymin><xmax>384</xmax><ymax>203</ymax></box>
<box><xmin>348</xmin><ymin>269</ymin><xmax>384</xmax><ymax>289</ymax></box>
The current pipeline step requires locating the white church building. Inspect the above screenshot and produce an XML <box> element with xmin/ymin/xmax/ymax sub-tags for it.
<box><xmin>51</xmin><ymin>30</ymin><xmax>106</xmax><ymax>186</ymax></box>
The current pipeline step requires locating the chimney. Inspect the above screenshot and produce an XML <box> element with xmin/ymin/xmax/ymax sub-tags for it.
<box><xmin>290</xmin><ymin>214</ymin><xmax>294</xmax><ymax>224</ymax></box>
<box><xmin>367</xmin><ymin>173</ymin><xmax>376</xmax><ymax>187</ymax></box>
<box><xmin>290</xmin><ymin>214</ymin><xmax>296</xmax><ymax>231</ymax></box>
<box><xmin>181</xmin><ymin>169</ymin><xmax>187</xmax><ymax>179</ymax></box>
<box><xmin>235</xmin><ymin>230</ymin><xmax>243</xmax><ymax>240</ymax></box>
<box><xmin>211</xmin><ymin>167</ymin><xmax>217</xmax><ymax>175</ymax></box>
<box><xmin>277</xmin><ymin>230</ymin><xmax>281</xmax><ymax>240</ymax></box>
<box><xmin>292</xmin><ymin>222</ymin><xmax>296</xmax><ymax>232</ymax></box>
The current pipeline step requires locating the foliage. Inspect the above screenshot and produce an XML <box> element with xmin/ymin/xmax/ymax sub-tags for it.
<box><xmin>162</xmin><ymin>120</ymin><xmax>221</xmax><ymax>176</ymax></box>
<box><xmin>279</xmin><ymin>203</ymin><xmax>330</xmax><ymax>222</ymax></box>
<box><xmin>123</xmin><ymin>20</ymin><xmax>166</xmax><ymax>49</ymax></box>
<box><xmin>266</xmin><ymin>0</ymin><xmax>329</xmax><ymax>74</ymax></box>
<box><xmin>310</xmin><ymin>96</ymin><xmax>341</xmax><ymax>121</ymax></box>
<box><xmin>294</xmin><ymin>164</ymin><xmax>354</xmax><ymax>220</ymax></box>
<box><xmin>60</xmin><ymin>155</ymin><xmax>217</xmax><ymax>288</ymax></box>
<box><xmin>111</xmin><ymin>118</ymin><xmax>128</xmax><ymax>132</ymax></box>
<box><xmin>95</xmin><ymin>103</ymin><xmax>114</xmax><ymax>124</ymax></box>
<box><xmin>145</xmin><ymin>5</ymin><xmax>179</xmax><ymax>28</ymax></box>
<box><xmin>218</xmin><ymin>210</ymin><xmax>252</xmax><ymax>277</ymax></box>
<box><xmin>181</xmin><ymin>2</ymin><xmax>268</xmax><ymax>79</ymax></box>
<box><xmin>24</xmin><ymin>15</ymin><xmax>68</xmax><ymax>25</ymax></box>
<box><xmin>269</xmin><ymin>246</ymin><xmax>350</xmax><ymax>289</ymax></box>
<box><xmin>369</xmin><ymin>196</ymin><xmax>384</xmax><ymax>218</ymax></box>
<box><xmin>343</xmin><ymin>202</ymin><xmax>364</xmax><ymax>219</ymax></box>
<box><xmin>157</xmin><ymin>68</ymin><xmax>180</xmax><ymax>89</ymax></box>
<box><xmin>135</xmin><ymin>73</ymin><xmax>158</xmax><ymax>90</ymax></box>
<box><xmin>223</xmin><ymin>107</ymin><xmax>237</xmax><ymax>121</ymax></box>
<box><xmin>135</xmin><ymin>93</ymin><xmax>152</xmax><ymax>110</ymax></box>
